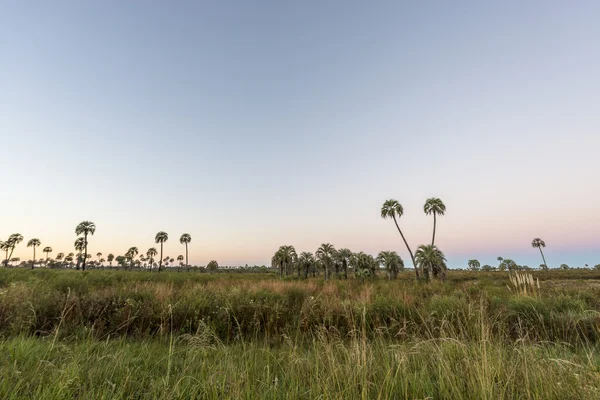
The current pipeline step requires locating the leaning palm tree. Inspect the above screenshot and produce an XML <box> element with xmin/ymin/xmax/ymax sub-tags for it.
<box><xmin>27</xmin><ymin>238</ymin><xmax>41</xmax><ymax>270</ymax></box>
<box><xmin>146</xmin><ymin>248</ymin><xmax>158</xmax><ymax>271</ymax></box>
<box><xmin>5</xmin><ymin>234</ymin><xmax>24</xmax><ymax>267</ymax></box>
<box><xmin>179</xmin><ymin>233</ymin><xmax>191</xmax><ymax>271</ymax></box>
<box><xmin>335</xmin><ymin>248</ymin><xmax>353</xmax><ymax>279</ymax></box>
<box><xmin>155</xmin><ymin>232</ymin><xmax>168</xmax><ymax>272</ymax></box>
<box><xmin>414</xmin><ymin>244</ymin><xmax>447</xmax><ymax>281</ymax></box>
<box><xmin>298</xmin><ymin>252</ymin><xmax>315</xmax><ymax>279</ymax></box>
<box><xmin>316</xmin><ymin>243</ymin><xmax>336</xmax><ymax>281</ymax></box>
<box><xmin>377</xmin><ymin>251</ymin><xmax>404</xmax><ymax>280</ymax></box>
<box><xmin>381</xmin><ymin>200</ymin><xmax>418</xmax><ymax>279</ymax></box>
<box><xmin>43</xmin><ymin>246</ymin><xmax>53</xmax><ymax>263</ymax></box>
<box><xmin>531</xmin><ymin>238</ymin><xmax>548</xmax><ymax>269</ymax></box>
<box><xmin>75</xmin><ymin>221</ymin><xmax>96</xmax><ymax>271</ymax></box>
<box><xmin>424</xmin><ymin>198</ymin><xmax>446</xmax><ymax>246</ymax></box>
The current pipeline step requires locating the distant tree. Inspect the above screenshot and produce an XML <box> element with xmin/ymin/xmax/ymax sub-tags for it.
<box><xmin>207</xmin><ymin>260</ymin><xmax>219</xmax><ymax>272</ymax></box>
<box><xmin>560</xmin><ymin>263</ymin><xmax>569</xmax><ymax>270</ymax></box>
<box><xmin>56</xmin><ymin>252</ymin><xmax>64</xmax><ymax>265</ymax></box>
<box><xmin>423</xmin><ymin>198</ymin><xmax>446</xmax><ymax>246</ymax></box>
<box><xmin>499</xmin><ymin>258</ymin><xmax>517</xmax><ymax>272</ymax></box>
<box><xmin>272</xmin><ymin>245</ymin><xmax>297</xmax><ymax>278</ymax></box>
<box><xmin>146</xmin><ymin>248</ymin><xmax>157</xmax><ymax>271</ymax></box>
<box><xmin>155</xmin><ymin>232</ymin><xmax>168</xmax><ymax>272</ymax></box>
<box><xmin>43</xmin><ymin>246</ymin><xmax>53</xmax><ymax>262</ymax></box>
<box><xmin>115</xmin><ymin>256</ymin><xmax>127</xmax><ymax>269</ymax></box>
<box><xmin>75</xmin><ymin>221</ymin><xmax>96</xmax><ymax>271</ymax></box>
<box><xmin>125</xmin><ymin>247</ymin><xmax>139</xmax><ymax>269</ymax></box>
<box><xmin>5</xmin><ymin>234</ymin><xmax>23</xmax><ymax>267</ymax></box>
<box><xmin>335</xmin><ymin>248</ymin><xmax>353</xmax><ymax>279</ymax></box>
<box><xmin>377</xmin><ymin>251</ymin><xmax>404</xmax><ymax>279</ymax></box>
<box><xmin>74</xmin><ymin>238</ymin><xmax>86</xmax><ymax>269</ymax></box>
<box><xmin>0</xmin><ymin>241</ymin><xmax>9</xmax><ymax>266</ymax></box>
<box><xmin>27</xmin><ymin>238</ymin><xmax>41</xmax><ymax>270</ymax></box>
<box><xmin>531</xmin><ymin>238</ymin><xmax>548</xmax><ymax>270</ymax></box>
<box><xmin>415</xmin><ymin>245</ymin><xmax>447</xmax><ymax>281</ymax></box>
<box><xmin>468</xmin><ymin>259</ymin><xmax>481</xmax><ymax>272</ymax></box>
<box><xmin>316</xmin><ymin>243</ymin><xmax>336</xmax><ymax>281</ymax></box>
<box><xmin>177</xmin><ymin>255</ymin><xmax>184</xmax><ymax>270</ymax></box>
<box><xmin>96</xmin><ymin>252</ymin><xmax>102</xmax><ymax>265</ymax></box>
<box><xmin>298</xmin><ymin>252</ymin><xmax>315</xmax><ymax>279</ymax></box>
<box><xmin>594</xmin><ymin>264</ymin><xmax>600</xmax><ymax>270</ymax></box>
<box><xmin>107</xmin><ymin>253</ymin><xmax>115</xmax><ymax>268</ymax></box>
<box><xmin>351</xmin><ymin>252</ymin><xmax>378</xmax><ymax>280</ymax></box>
<box><xmin>179</xmin><ymin>233</ymin><xmax>191</xmax><ymax>271</ymax></box>
<box><xmin>481</xmin><ymin>264</ymin><xmax>494</xmax><ymax>272</ymax></box>
<box><xmin>381</xmin><ymin>200</ymin><xmax>418</xmax><ymax>279</ymax></box>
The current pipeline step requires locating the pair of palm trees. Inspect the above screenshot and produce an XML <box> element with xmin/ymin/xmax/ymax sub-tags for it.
<box><xmin>153</xmin><ymin>232</ymin><xmax>192</xmax><ymax>272</ymax></box>
<box><xmin>25</xmin><ymin>238</ymin><xmax>53</xmax><ymax>269</ymax></box>
<box><xmin>1</xmin><ymin>233</ymin><xmax>24</xmax><ymax>267</ymax></box>
<box><xmin>381</xmin><ymin>198</ymin><xmax>447</xmax><ymax>281</ymax></box>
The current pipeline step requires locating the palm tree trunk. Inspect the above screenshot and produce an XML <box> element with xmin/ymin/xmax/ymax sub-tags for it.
<box><xmin>393</xmin><ymin>215</ymin><xmax>419</xmax><ymax>279</ymax></box>
<box><xmin>82</xmin><ymin>234</ymin><xmax>87</xmax><ymax>271</ymax></box>
<box><xmin>32</xmin><ymin>247</ymin><xmax>36</xmax><ymax>270</ymax></box>
<box><xmin>185</xmin><ymin>243</ymin><xmax>189</xmax><ymax>272</ymax></box>
<box><xmin>432</xmin><ymin>213</ymin><xmax>437</xmax><ymax>245</ymax></box>
<box><xmin>159</xmin><ymin>244</ymin><xmax>163</xmax><ymax>272</ymax></box>
<box><xmin>539</xmin><ymin>248</ymin><xmax>547</xmax><ymax>268</ymax></box>
<box><xmin>343</xmin><ymin>259</ymin><xmax>348</xmax><ymax>280</ymax></box>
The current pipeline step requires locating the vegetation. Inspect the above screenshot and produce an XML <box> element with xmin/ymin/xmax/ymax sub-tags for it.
<box><xmin>423</xmin><ymin>197</ymin><xmax>446</xmax><ymax>245</ymax></box>
<box><xmin>532</xmin><ymin>237</ymin><xmax>548</xmax><ymax>270</ymax></box>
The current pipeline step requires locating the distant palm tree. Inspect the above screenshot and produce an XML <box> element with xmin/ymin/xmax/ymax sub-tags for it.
<box><xmin>468</xmin><ymin>259</ymin><xmax>481</xmax><ymax>271</ymax></box>
<box><xmin>56</xmin><ymin>253</ymin><xmax>64</xmax><ymax>261</ymax></box>
<box><xmin>179</xmin><ymin>233</ymin><xmax>191</xmax><ymax>271</ymax></box>
<box><xmin>298</xmin><ymin>252</ymin><xmax>315</xmax><ymax>279</ymax></box>
<box><xmin>74</xmin><ymin>238</ymin><xmax>86</xmax><ymax>270</ymax></box>
<box><xmin>531</xmin><ymin>238</ymin><xmax>548</xmax><ymax>270</ymax></box>
<box><xmin>155</xmin><ymin>232</ymin><xmax>168</xmax><ymax>272</ymax></box>
<box><xmin>125</xmin><ymin>247</ymin><xmax>139</xmax><ymax>269</ymax></box>
<box><xmin>415</xmin><ymin>244</ymin><xmax>447</xmax><ymax>281</ymax></box>
<box><xmin>272</xmin><ymin>245</ymin><xmax>297</xmax><ymax>278</ymax></box>
<box><xmin>381</xmin><ymin>200</ymin><xmax>418</xmax><ymax>279</ymax></box>
<box><xmin>107</xmin><ymin>253</ymin><xmax>115</xmax><ymax>268</ymax></box>
<box><xmin>27</xmin><ymin>238</ymin><xmax>41</xmax><ymax>270</ymax></box>
<box><xmin>0</xmin><ymin>241</ymin><xmax>9</xmax><ymax>266</ymax></box>
<box><xmin>377</xmin><ymin>251</ymin><xmax>404</xmax><ymax>280</ymax></box>
<box><xmin>351</xmin><ymin>252</ymin><xmax>378</xmax><ymax>280</ymax></box>
<box><xmin>43</xmin><ymin>247</ymin><xmax>53</xmax><ymax>263</ymax></box>
<box><xmin>424</xmin><ymin>198</ymin><xmax>446</xmax><ymax>246</ymax></box>
<box><xmin>146</xmin><ymin>248</ymin><xmax>157</xmax><ymax>271</ymax></box>
<box><xmin>177</xmin><ymin>255</ymin><xmax>184</xmax><ymax>270</ymax></box>
<box><xmin>75</xmin><ymin>221</ymin><xmax>96</xmax><ymax>271</ymax></box>
<box><xmin>5</xmin><ymin>234</ymin><xmax>23</xmax><ymax>267</ymax></box>
<box><xmin>96</xmin><ymin>252</ymin><xmax>102</xmax><ymax>265</ymax></box>
<box><xmin>335</xmin><ymin>248</ymin><xmax>353</xmax><ymax>279</ymax></box>
<box><xmin>99</xmin><ymin>258</ymin><xmax>106</xmax><ymax>268</ymax></box>
<box><xmin>316</xmin><ymin>243</ymin><xmax>335</xmax><ymax>281</ymax></box>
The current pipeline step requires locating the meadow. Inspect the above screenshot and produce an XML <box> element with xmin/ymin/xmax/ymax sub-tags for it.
<box><xmin>1</xmin><ymin>268</ymin><xmax>600</xmax><ymax>399</ymax></box>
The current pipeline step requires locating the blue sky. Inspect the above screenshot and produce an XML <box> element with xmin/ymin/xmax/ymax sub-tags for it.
<box><xmin>1</xmin><ymin>1</ymin><xmax>599</xmax><ymax>268</ymax></box>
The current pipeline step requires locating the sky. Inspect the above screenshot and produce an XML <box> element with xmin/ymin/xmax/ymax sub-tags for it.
<box><xmin>1</xmin><ymin>1</ymin><xmax>599</xmax><ymax>268</ymax></box>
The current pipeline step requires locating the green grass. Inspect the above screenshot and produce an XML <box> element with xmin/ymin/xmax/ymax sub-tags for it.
<box><xmin>1</xmin><ymin>268</ymin><xmax>600</xmax><ymax>398</ymax></box>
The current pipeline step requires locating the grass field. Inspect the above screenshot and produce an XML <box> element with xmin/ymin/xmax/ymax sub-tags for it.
<box><xmin>1</xmin><ymin>269</ymin><xmax>600</xmax><ymax>399</ymax></box>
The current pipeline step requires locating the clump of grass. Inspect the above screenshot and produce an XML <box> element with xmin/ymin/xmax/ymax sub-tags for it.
<box><xmin>508</xmin><ymin>271</ymin><xmax>540</xmax><ymax>296</ymax></box>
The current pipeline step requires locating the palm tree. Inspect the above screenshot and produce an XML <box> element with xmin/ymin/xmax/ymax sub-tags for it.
<box><xmin>531</xmin><ymin>238</ymin><xmax>548</xmax><ymax>269</ymax></box>
<box><xmin>298</xmin><ymin>252</ymin><xmax>315</xmax><ymax>279</ymax></box>
<box><xmin>0</xmin><ymin>241</ymin><xmax>9</xmax><ymax>266</ymax></box>
<box><xmin>179</xmin><ymin>233</ymin><xmax>191</xmax><ymax>271</ymax></box>
<box><xmin>272</xmin><ymin>245</ymin><xmax>297</xmax><ymax>278</ymax></box>
<box><xmin>96</xmin><ymin>252</ymin><xmax>103</xmax><ymax>265</ymax></box>
<box><xmin>43</xmin><ymin>247</ymin><xmax>53</xmax><ymax>263</ymax></box>
<box><xmin>467</xmin><ymin>259</ymin><xmax>481</xmax><ymax>271</ymax></box>
<box><xmin>316</xmin><ymin>243</ymin><xmax>335</xmax><ymax>281</ymax></box>
<box><xmin>377</xmin><ymin>251</ymin><xmax>404</xmax><ymax>280</ymax></box>
<box><xmin>5</xmin><ymin>234</ymin><xmax>23</xmax><ymax>267</ymax></box>
<box><xmin>75</xmin><ymin>221</ymin><xmax>96</xmax><ymax>271</ymax></box>
<box><xmin>335</xmin><ymin>248</ymin><xmax>352</xmax><ymax>279</ymax></box>
<box><xmin>424</xmin><ymin>198</ymin><xmax>446</xmax><ymax>246</ymax></box>
<box><xmin>177</xmin><ymin>255</ymin><xmax>184</xmax><ymax>270</ymax></box>
<box><xmin>381</xmin><ymin>200</ymin><xmax>418</xmax><ymax>279</ymax></box>
<box><xmin>125</xmin><ymin>247</ymin><xmax>139</xmax><ymax>269</ymax></box>
<box><xmin>415</xmin><ymin>244</ymin><xmax>447</xmax><ymax>281</ymax></box>
<box><xmin>27</xmin><ymin>238</ymin><xmax>41</xmax><ymax>270</ymax></box>
<box><xmin>56</xmin><ymin>252</ymin><xmax>64</xmax><ymax>264</ymax></box>
<box><xmin>351</xmin><ymin>252</ymin><xmax>378</xmax><ymax>280</ymax></box>
<box><xmin>155</xmin><ymin>232</ymin><xmax>168</xmax><ymax>272</ymax></box>
<box><xmin>146</xmin><ymin>248</ymin><xmax>157</xmax><ymax>271</ymax></box>
<box><xmin>107</xmin><ymin>253</ymin><xmax>115</xmax><ymax>268</ymax></box>
<box><xmin>74</xmin><ymin>238</ymin><xmax>86</xmax><ymax>270</ymax></box>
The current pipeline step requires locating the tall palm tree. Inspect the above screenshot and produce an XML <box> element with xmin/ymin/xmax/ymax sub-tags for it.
<box><xmin>377</xmin><ymin>251</ymin><xmax>404</xmax><ymax>280</ymax></box>
<box><xmin>5</xmin><ymin>234</ymin><xmax>24</xmax><ymax>267</ymax></box>
<box><xmin>415</xmin><ymin>244</ymin><xmax>447</xmax><ymax>281</ymax></box>
<box><xmin>107</xmin><ymin>253</ymin><xmax>115</xmax><ymax>268</ymax></box>
<box><xmin>43</xmin><ymin>247</ymin><xmax>53</xmax><ymax>263</ymax></box>
<box><xmin>468</xmin><ymin>259</ymin><xmax>481</xmax><ymax>271</ymax></box>
<box><xmin>74</xmin><ymin>238</ymin><xmax>86</xmax><ymax>270</ymax></box>
<box><xmin>125</xmin><ymin>247</ymin><xmax>139</xmax><ymax>269</ymax></box>
<box><xmin>316</xmin><ymin>243</ymin><xmax>335</xmax><ymax>281</ymax></box>
<box><xmin>298</xmin><ymin>252</ymin><xmax>315</xmax><ymax>279</ymax></box>
<box><xmin>155</xmin><ymin>232</ymin><xmax>168</xmax><ymax>272</ymax></box>
<box><xmin>75</xmin><ymin>221</ymin><xmax>96</xmax><ymax>271</ymax></box>
<box><xmin>272</xmin><ymin>245</ymin><xmax>297</xmax><ymax>278</ymax></box>
<box><xmin>179</xmin><ymin>233</ymin><xmax>191</xmax><ymax>271</ymax></box>
<box><xmin>424</xmin><ymin>198</ymin><xmax>446</xmax><ymax>246</ymax></box>
<box><xmin>27</xmin><ymin>238</ymin><xmax>41</xmax><ymax>270</ymax></box>
<box><xmin>381</xmin><ymin>200</ymin><xmax>418</xmax><ymax>279</ymax></box>
<box><xmin>531</xmin><ymin>238</ymin><xmax>548</xmax><ymax>269</ymax></box>
<box><xmin>335</xmin><ymin>248</ymin><xmax>352</xmax><ymax>279</ymax></box>
<box><xmin>146</xmin><ymin>248</ymin><xmax>158</xmax><ymax>271</ymax></box>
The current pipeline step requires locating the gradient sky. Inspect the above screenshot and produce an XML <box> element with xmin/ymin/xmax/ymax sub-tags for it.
<box><xmin>1</xmin><ymin>1</ymin><xmax>599</xmax><ymax>268</ymax></box>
